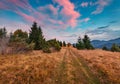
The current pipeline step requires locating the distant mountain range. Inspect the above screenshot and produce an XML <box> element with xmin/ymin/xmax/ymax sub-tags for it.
<box><xmin>91</xmin><ymin>38</ymin><xmax>120</xmax><ymax>49</ymax></box>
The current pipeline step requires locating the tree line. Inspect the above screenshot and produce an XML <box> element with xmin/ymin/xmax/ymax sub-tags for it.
<box><xmin>74</xmin><ymin>35</ymin><xmax>120</xmax><ymax>52</ymax></box>
<box><xmin>0</xmin><ymin>22</ymin><xmax>119</xmax><ymax>54</ymax></box>
<box><xmin>74</xmin><ymin>35</ymin><xmax>94</xmax><ymax>50</ymax></box>
<box><xmin>0</xmin><ymin>22</ymin><xmax>67</xmax><ymax>54</ymax></box>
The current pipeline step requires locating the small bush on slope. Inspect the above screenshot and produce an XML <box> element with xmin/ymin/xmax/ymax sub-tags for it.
<box><xmin>47</xmin><ymin>39</ymin><xmax>61</xmax><ymax>51</ymax></box>
<box><xmin>111</xmin><ymin>44</ymin><xmax>120</xmax><ymax>52</ymax></box>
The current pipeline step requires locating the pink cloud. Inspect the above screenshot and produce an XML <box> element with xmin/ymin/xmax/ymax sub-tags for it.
<box><xmin>0</xmin><ymin>1</ymin><xmax>14</xmax><ymax>10</ymax></box>
<box><xmin>49</xmin><ymin>5</ymin><xmax>58</xmax><ymax>15</ymax></box>
<box><xmin>54</xmin><ymin>0</ymin><xmax>80</xmax><ymax>27</ymax></box>
<box><xmin>0</xmin><ymin>0</ymin><xmax>32</xmax><ymax>12</ymax></box>
<box><xmin>38</xmin><ymin>4</ymin><xmax>58</xmax><ymax>15</ymax></box>
<box><xmin>48</xmin><ymin>19</ymin><xmax>64</xmax><ymax>25</ymax></box>
<box><xmin>15</xmin><ymin>11</ymin><xmax>35</xmax><ymax>22</ymax></box>
<box><xmin>0</xmin><ymin>1</ymin><xmax>46</xmax><ymax>25</ymax></box>
<box><xmin>0</xmin><ymin>2</ymin><xmax>6</xmax><ymax>9</ymax></box>
<box><xmin>81</xmin><ymin>2</ymin><xmax>89</xmax><ymax>7</ymax></box>
<box><xmin>9</xmin><ymin>0</ymin><xmax>30</xmax><ymax>9</ymax></box>
<box><xmin>0</xmin><ymin>0</ymin><xmax>33</xmax><ymax>13</ymax></box>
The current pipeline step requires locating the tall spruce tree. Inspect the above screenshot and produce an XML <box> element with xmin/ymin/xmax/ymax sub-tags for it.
<box><xmin>29</xmin><ymin>22</ymin><xmax>44</xmax><ymax>50</ymax></box>
<box><xmin>83</xmin><ymin>35</ymin><xmax>94</xmax><ymax>49</ymax></box>
<box><xmin>63</xmin><ymin>41</ymin><xmax>66</xmax><ymax>47</ymax></box>
<box><xmin>0</xmin><ymin>27</ymin><xmax>7</xmax><ymax>38</ymax></box>
<box><xmin>60</xmin><ymin>41</ymin><xmax>62</xmax><ymax>47</ymax></box>
<box><xmin>58</xmin><ymin>41</ymin><xmax>62</xmax><ymax>47</ymax></box>
<box><xmin>76</xmin><ymin>37</ymin><xmax>85</xmax><ymax>49</ymax></box>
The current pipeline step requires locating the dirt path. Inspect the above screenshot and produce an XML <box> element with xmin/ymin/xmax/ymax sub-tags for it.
<box><xmin>53</xmin><ymin>49</ymin><xmax>68</xmax><ymax>84</ymax></box>
<box><xmin>69</xmin><ymin>48</ymin><xmax>100</xmax><ymax>84</ymax></box>
<box><xmin>53</xmin><ymin>47</ymin><xmax>100</xmax><ymax>84</ymax></box>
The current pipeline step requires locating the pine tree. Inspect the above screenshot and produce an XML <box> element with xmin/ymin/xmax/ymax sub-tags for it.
<box><xmin>29</xmin><ymin>22</ymin><xmax>45</xmax><ymax>50</ymax></box>
<box><xmin>83</xmin><ymin>35</ymin><xmax>94</xmax><ymax>49</ymax></box>
<box><xmin>59</xmin><ymin>41</ymin><xmax>63</xmax><ymax>47</ymax></box>
<box><xmin>55</xmin><ymin>41</ymin><xmax>61</xmax><ymax>51</ymax></box>
<box><xmin>76</xmin><ymin>37</ymin><xmax>85</xmax><ymax>49</ymax></box>
<box><xmin>63</xmin><ymin>41</ymin><xmax>66</xmax><ymax>47</ymax></box>
<box><xmin>0</xmin><ymin>27</ymin><xmax>7</xmax><ymax>38</ymax></box>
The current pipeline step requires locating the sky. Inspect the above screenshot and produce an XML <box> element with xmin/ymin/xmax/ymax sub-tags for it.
<box><xmin>0</xmin><ymin>0</ymin><xmax>120</xmax><ymax>43</ymax></box>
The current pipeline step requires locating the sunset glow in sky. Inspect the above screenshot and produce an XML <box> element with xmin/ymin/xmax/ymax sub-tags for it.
<box><xmin>0</xmin><ymin>0</ymin><xmax>120</xmax><ymax>43</ymax></box>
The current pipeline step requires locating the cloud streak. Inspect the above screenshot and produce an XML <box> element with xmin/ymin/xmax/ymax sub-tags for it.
<box><xmin>81</xmin><ymin>2</ymin><xmax>89</xmax><ymax>7</ymax></box>
<box><xmin>85</xmin><ymin>24</ymin><xmax>120</xmax><ymax>40</ymax></box>
<box><xmin>63</xmin><ymin>34</ymin><xmax>77</xmax><ymax>37</ymax></box>
<box><xmin>79</xmin><ymin>18</ymin><xmax>90</xmax><ymax>23</ymax></box>
<box><xmin>38</xmin><ymin>4</ymin><xmax>58</xmax><ymax>15</ymax></box>
<box><xmin>92</xmin><ymin>0</ymin><xmax>112</xmax><ymax>14</ymax></box>
<box><xmin>80</xmin><ymin>0</ymin><xmax>112</xmax><ymax>14</ymax></box>
<box><xmin>109</xmin><ymin>20</ymin><xmax>118</xmax><ymax>24</ymax></box>
<box><xmin>97</xmin><ymin>25</ymin><xmax>110</xmax><ymax>29</ymax></box>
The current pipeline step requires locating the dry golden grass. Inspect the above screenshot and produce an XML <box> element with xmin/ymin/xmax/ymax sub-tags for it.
<box><xmin>0</xmin><ymin>48</ymin><xmax>66</xmax><ymax>84</ymax></box>
<box><xmin>0</xmin><ymin>47</ymin><xmax>120</xmax><ymax>84</ymax></box>
<box><xmin>76</xmin><ymin>49</ymin><xmax>120</xmax><ymax>84</ymax></box>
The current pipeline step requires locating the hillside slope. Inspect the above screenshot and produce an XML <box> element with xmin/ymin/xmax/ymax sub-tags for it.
<box><xmin>0</xmin><ymin>48</ymin><xmax>120</xmax><ymax>84</ymax></box>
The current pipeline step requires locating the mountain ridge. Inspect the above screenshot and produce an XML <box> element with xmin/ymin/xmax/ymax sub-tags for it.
<box><xmin>91</xmin><ymin>37</ymin><xmax>120</xmax><ymax>49</ymax></box>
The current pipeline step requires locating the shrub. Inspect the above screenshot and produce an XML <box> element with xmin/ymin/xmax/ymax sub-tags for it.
<box><xmin>67</xmin><ymin>43</ymin><xmax>71</xmax><ymax>47</ymax></box>
<box><xmin>42</xmin><ymin>45</ymin><xmax>51</xmax><ymax>53</ymax></box>
<box><xmin>26</xmin><ymin>42</ymin><xmax>35</xmax><ymax>50</ymax></box>
<box><xmin>54</xmin><ymin>43</ymin><xmax>61</xmax><ymax>51</ymax></box>
<box><xmin>8</xmin><ymin>29</ymin><xmax>33</xmax><ymax>53</ymax></box>
<box><xmin>73</xmin><ymin>44</ymin><xmax>76</xmax><ymax>48</ymax></box>
<box><xmin>102</xmin><ymin>46</ymin><xmax>108</xmax><ymax>51</ymax></box>
<box><xmin>111</xmin><ymin>44</ymin><xmax>120</xmax><ymax>52</ymax></box>
<box><xmin>47</xmin><ymin>39</ymin><xmax>61</xmax><ymax>51</ymax></box>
